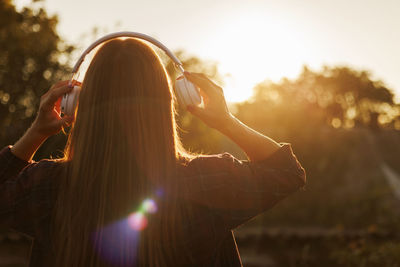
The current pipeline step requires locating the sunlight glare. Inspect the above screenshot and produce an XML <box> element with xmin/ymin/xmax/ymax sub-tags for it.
<box><xmin>203</xmin><ymin>12</ymin><xmax>311</xmax><ymax>103</ymax></box>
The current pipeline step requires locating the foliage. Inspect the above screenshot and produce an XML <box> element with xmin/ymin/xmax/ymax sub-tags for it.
<box><xmin>237</xmin><ymin>232</ymin><xmax>400</xmax><ymax>267</ymax></box>
<box><xmin>247</xmin><ymin>66</ymin><xmax>399</xmax><ymax>131</ymax></box>
<box><xmin>331</xmin><ymin>240</ymin><xmax>400</xmax><ymax>267</ymax></box>
<box><xmin>0</xmin><ymin>0</ymin><xmax>74</xmax><ymax>151</ymax></box>
<box><xmin>231</xmin><ymin>66</ymin><xmax>400</xmax><ymax>233</ymax></box>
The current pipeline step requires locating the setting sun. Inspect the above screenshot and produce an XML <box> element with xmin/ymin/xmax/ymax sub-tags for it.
<box><xmin>197</xmin><ymin>11</ymin><xmax>312</xmax><ymax>103</ymax></box>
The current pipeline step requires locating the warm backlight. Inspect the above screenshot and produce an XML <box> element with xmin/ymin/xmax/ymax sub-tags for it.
<box><xmin>202</xmin><ymin>12</ymin><xmax>311</xmax><ymax>103</ymax></box>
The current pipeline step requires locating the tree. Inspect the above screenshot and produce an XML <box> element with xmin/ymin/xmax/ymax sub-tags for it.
<box><xmin>0</xmin><ymin>0</ymin><xmax>74</xmax><ymax>151</ymax></box>
<box><xmin>247</xmin><ymin>65</ymin><xmax>397</xmax><ymax>131</ymax></box>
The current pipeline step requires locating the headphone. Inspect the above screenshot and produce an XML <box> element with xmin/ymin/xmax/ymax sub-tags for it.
<box><xmin>61</xmin><ymin>31</ymin><xmax>202</xmax><ymax>116</ymax></box>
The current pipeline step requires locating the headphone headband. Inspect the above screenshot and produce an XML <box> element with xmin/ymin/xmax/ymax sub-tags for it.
<box><xmin>72</xmin><ymin>31</ymin><xmax>185</xmax><ymax>74</ymax></box>
<box><xmin>62</xmin><ymin>32</ymin><xmax>201</xmax><ymax>116</ymax></box>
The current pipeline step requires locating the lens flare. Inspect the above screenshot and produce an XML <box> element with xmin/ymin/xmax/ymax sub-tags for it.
<box><xmin>92</xmin><ymin>196</ymin><xmax>160</xmax><ymax>264</ymax></box>
<box><xmin>92</xmin><ymin>219</ymin><xmax>140</xmax><ymax>266</ymax></box>
<box><xmin>141</xmin><ymin>198</ymin><xmax>157</xmax><ymax>214</ymax></box>
<box><xmin>128</xmin><ymin>212</ymin><xmax>148</xmax><ymax>231</ymax></box>
<box><xmin>156</xmin><ymin>188</ymin><xmax>164</xmax><ymax>198</ymax></box>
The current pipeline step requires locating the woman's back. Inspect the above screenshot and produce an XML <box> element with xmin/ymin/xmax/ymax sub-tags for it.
<box><xmin>1</xmin><ymin>36</ymin><xmax>306</xmax><ymax>266</ymax></box>
<box><xmin>0</xmin><ymin>142</ymin><xmax>304</xmax><ymax>266</ymax></box>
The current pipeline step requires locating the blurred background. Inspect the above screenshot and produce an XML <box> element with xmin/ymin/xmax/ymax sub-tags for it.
<box><xmin>1</xmin><ymin>0</ymin><xmax>399</xmax><ymax>266</ymax></box>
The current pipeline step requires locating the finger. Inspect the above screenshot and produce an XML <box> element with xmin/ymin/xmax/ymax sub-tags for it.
<box><xmin>74</xmin><ymin>80</ymin><xmax>82</xmax><ymax>86</ymax></box>
<box><xmin>184</xmin><ymin>72</ymin><xmax>211</xmax><ymax>86</ymax></box>
<box><xmin>49</xmin><ymin>85</ymin><xmax>73</xmax><ymax>105</ymax></box>
<box><xmin>53</xmin><ymin>84</ymin><xmax>74</xmax><ymax>98</ymax></box>
<box><xmin>186</xmin><ymin>72</ymin><xmax>220</xmax><ymax>88</ymax></box>
<box><xmin>41</xmin><ymin>80</ymin><xmax>68</xmax><ymax>100</ymax></box>
<box><xmin>184</xmin><ymin>72</ymin><xmax>218</xmax><ymax>97</ymax></box>
<box><xmin>43</xmin><ymin>85</ymin><xmax>73</xmax><ymax>110</ymax></box>
<box><xmin>197</xmin><ymin>89</ymin><xmax>209</xmax><ymax>105</ymax></box>
<box><xmin>63</xmin><ymin>115</ymin><xmax>75</xmax><ymax>126</ymax></box>
<box><xmin>53</xmin><ymin>115</ymin><xmax>75</xmax><ymax>129</ymax></box>
<box><xmin>187</xmin><ymin>105</ymin><xmax>205</xmax><ymax>118</ymax></box>
<box><xmin>188</xmin><ymin>72</ymin><xmax>224</xmax><ymax>97</ymax></box>
<box><xmin>55</xmin><ymin>97</ymin><xmax>61</xmax><ymax>114</ymax></box>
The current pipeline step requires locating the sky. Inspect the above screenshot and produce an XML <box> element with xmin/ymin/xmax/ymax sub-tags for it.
<box><xmin>16</xmin><ymin>0</ymin><xmax>400</xmax><ymax>103</ymax></box>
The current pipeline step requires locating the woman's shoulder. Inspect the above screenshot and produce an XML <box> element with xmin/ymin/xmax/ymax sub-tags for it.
<box><xmin>175</xmin><ymin>144</ymin><xmax>306</xmax><ymax>184</ymax></box>
<box><xmin>178</xmin><ymin>152</ymin><xmax>235</xmax><ymax>164</ymax></box>
<box><xmin>29</xmin><ymin>157</ymin><xmax>67</xmax><ymax>170</ymax></box>
<box><xmin>176</xmin><ymin>152</ymin><xmax>240</xmax><ymax>178</ymax></box>
<box><xmin>20</xmin><ymin>157</ymin><xmax>68</xmax><ymax>186</ymax></box>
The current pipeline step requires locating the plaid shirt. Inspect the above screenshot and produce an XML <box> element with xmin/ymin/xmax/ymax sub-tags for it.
<box><xmin>0</xmin><ymin>144</ymin><xmax>305</xmax><ymax>266</ymax></box>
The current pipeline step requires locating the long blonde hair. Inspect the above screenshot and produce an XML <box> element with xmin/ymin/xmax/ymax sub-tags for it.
<box><xmin>53</xmin><ymin>38</ymin><xmax>194</xmax><ymax>266</ymax></box>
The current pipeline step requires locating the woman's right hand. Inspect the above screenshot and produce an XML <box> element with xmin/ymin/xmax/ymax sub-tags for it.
<box><xmin>184</xmin><ymin>72</ymin><xmax>233</xmax><ymax>130</ymax></box>
<box><xmin>11</xmin><ymin>81</ymin><xmax>75</xmax><ymax>161</ymax></box>
<box><xmin>31</xmin><ymin>80</ymin><xmax>75</xmax><ymax>138</ymax></box>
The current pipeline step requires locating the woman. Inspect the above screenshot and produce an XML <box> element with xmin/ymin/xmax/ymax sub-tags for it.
<box><xmin>0</xmin><ymin>38</ymin><xmax>305</xmax><ymax>266</ymax></box>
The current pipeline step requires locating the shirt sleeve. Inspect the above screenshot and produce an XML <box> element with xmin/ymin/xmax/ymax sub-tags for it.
<box><xmin>0</xmin><ymin>146</ymin><xmax>58</xmax><ymax>235</ymax></box>
<box><xmin>177</xmin><ymin>143</ymin><xmax>306</xmax><ymax>229</ymax></box>
<box><xmin>0</xmin><ymin>146</ymin><xmax>31</xmax><ymax>184</ymax></box>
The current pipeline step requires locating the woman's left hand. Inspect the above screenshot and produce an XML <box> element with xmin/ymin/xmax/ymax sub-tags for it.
<box><xmin>30</xmin><ymin>80</ymin><xmax>75</xmax><ymax>138</ymax></box>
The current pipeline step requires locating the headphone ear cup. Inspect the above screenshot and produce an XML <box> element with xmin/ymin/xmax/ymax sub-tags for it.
<box><xmin>61</xmin><ymin>85</ymin><xmax>81</xmax><ymax>116</ymax></box>
<box><xmin>174</xmin><ymin>76</ymin><xmax>201</xmax><ymax>108</ymax></box>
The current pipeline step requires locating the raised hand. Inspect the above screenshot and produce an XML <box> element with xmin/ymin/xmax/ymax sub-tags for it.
<box><xmin>184</xmin><ymin>72</ymin><xmax>233</xmax><ymax>130</ymax></box>
<box><xmin>10</xmin><ymin>81</ymin><xmax>76</xmax><ymax>161</ymax></box>
<box><xmin>31</xmin><ymin>80</ymin><xmax>76</xmax><ymax>138</ymax></box>
<box><xmin>184</xmin><ymin>72</ymin><xmax>281</xmax><ymax>161</ymax></box>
